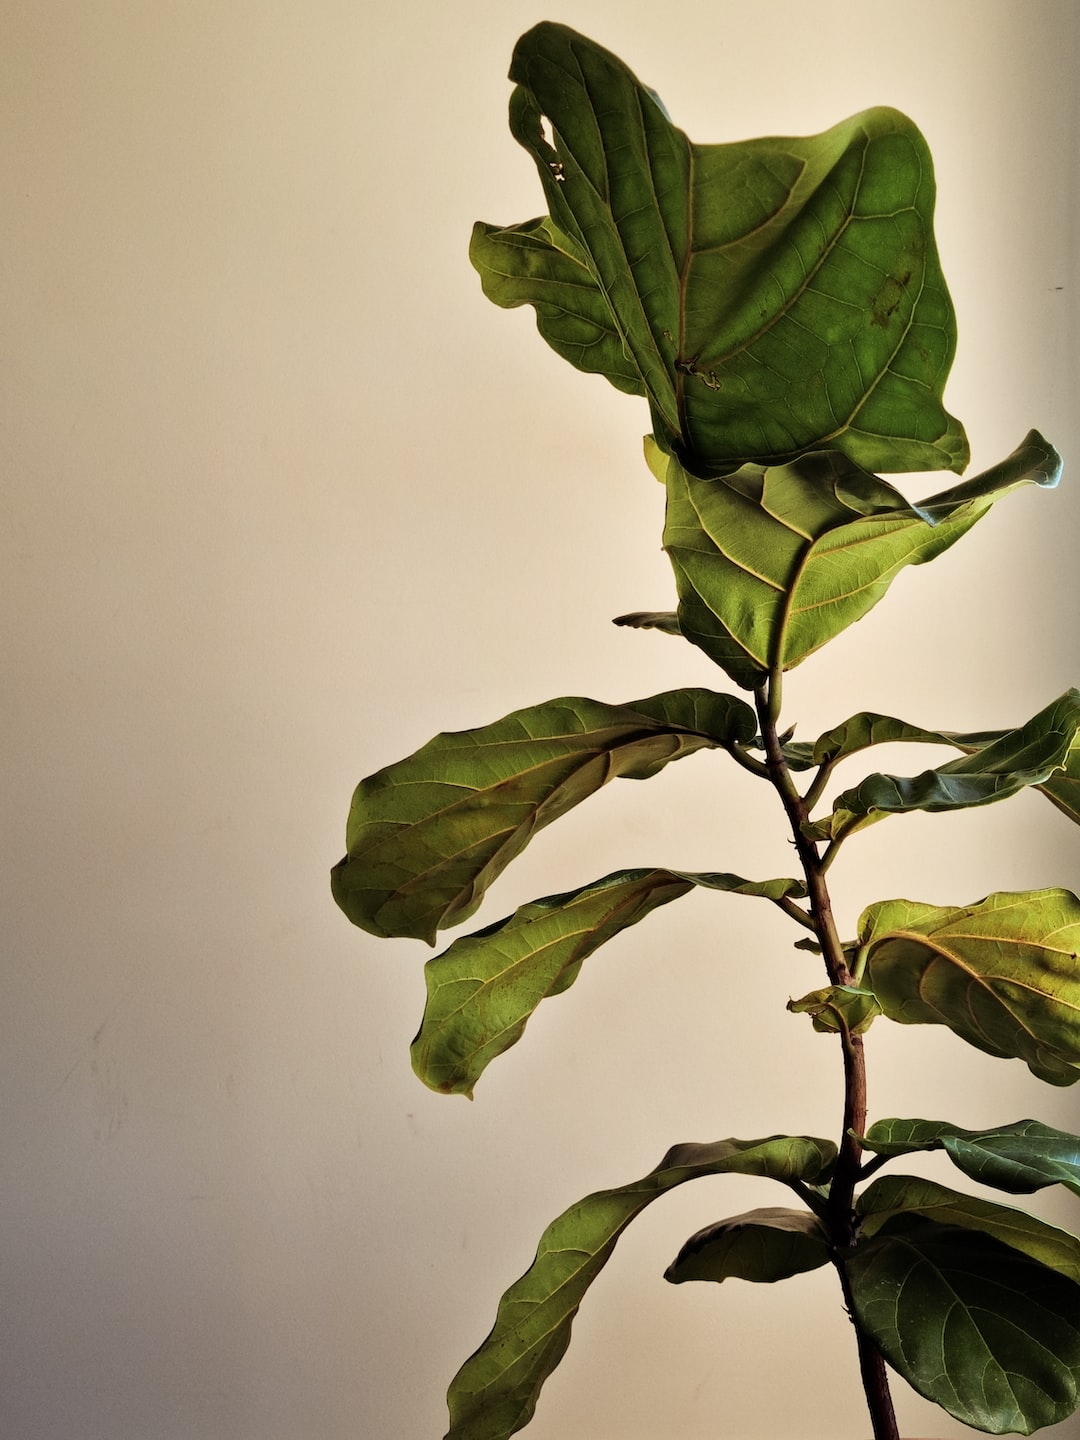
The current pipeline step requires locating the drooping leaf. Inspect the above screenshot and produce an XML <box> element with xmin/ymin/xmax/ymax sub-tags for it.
<box><xmin>806</xmin><ymin>689</ymin><xmax>1080</xmax><ymax>841</ymax></box>
<box><xmin>657</xmin><ymin>432</ymin><xmax>1059</xmax><ymax>689</ymax></box>
<box><xmin>783</xmin><ymin>691</ymin><xmax>1080</xmax><ymax>844</ymax></box>
<box><xmin>445</xmin><ymin>1135</ymin><xmax>836</xmax><ymax>1440</ymax></box>
<box><xmin>860</xmin><ymin>1118</ymin><xmax>1080</xmax><ymax>1199</ymax></box>
<box><xmin>413</xmin><ymin>868</ymin><xmax>805</xmax><ymax>1095</ymax></box>
<box><xmin>848</xmin><ymin>1184</ymin><xmax>1080</xmax><ymax>1434</ymax></box>
<box><xmin>857</xmin><ymin>889</ymin><xmax>1080</xmax><ymax>1085</ymax></box>
<box><xmin>665</xmin><ymin>1206</ymin><xmax>830</xmax><ymax>1285</ymax></box>
<box><xmin>788</xmin><ymin>985</ymin><xmax>882</xmax><ymax>1035</ymax></box>
<box><xmin>331</xmin><ymin>688</ymin><xmax>755</xmax><ymax>944</ymax></box>
<box><xmin>783</xmin><ymin>710</ymin><xmax>962</xmax><ymax>771</ymax></box>
<box><xmin>476</xmin><ymin>22</ymin><xmax>969</xmax><ymax>475</ymax></box>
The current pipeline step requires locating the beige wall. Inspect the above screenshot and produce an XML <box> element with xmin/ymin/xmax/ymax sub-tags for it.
<box><xmin>3</xmin><ymin>3</ymin><xmax>1079</xmax><ymax>1437</ymax></box>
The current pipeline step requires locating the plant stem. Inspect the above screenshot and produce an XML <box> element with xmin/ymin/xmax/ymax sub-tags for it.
<box><xmin>754</xmin><ymin>684</ymin><xmax>899</xmax><ymax>1440</ymax></box>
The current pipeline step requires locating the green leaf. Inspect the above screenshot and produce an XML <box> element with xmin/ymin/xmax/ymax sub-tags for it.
<box><xmin>861</xmin><ymin>1118</ymin><xmax>1080</xmax><ymax>1199</ymax></box>
<box><xmin>665</xmin><ymin>1206</ymin><xmax>830</xmax><ymax>1285</ymax></box>
<box><xmin>788</xmin><ymin>985</ymin><xmax>882</xmax><ymax>1035</ymax></box>
<box><xmin>656</xmin><ymin>432</ymin><xmax>1059</xmax><ymax>689</ymax></box>
<box><xmin>852</xmin><ymin>1176</ymin><xmax>1080</xmax><ymax>1432</ymax></box>
<box><xmin>807</xmin><ymin>689</ymin><xmax>1080</xmax><ymax>841</ymax></box>
<box><xmin>1038</xmin><ymin>729</ymin><xmax>1080</xmax><ymax>827</ymax></box>
<box><xmin>445</xmin><ymin>1135</ymin><xmax>836</xmax><ymax>1440</ymax></box>
<box><xmin>469</xmin><ymin>216</ymin><xmax>644</xmax><ymax>397</ymax></box>
<box><xmin>331</xmin><ymin>688</ymin><xmax>755</xmax><ymax>944</ymax></box>
<box><xmin>477</xmin><ymin>23</ymin><xmax>969</xmax><ymax>475</ymax></box>
<box><xmin>784</xmin><ymin>710</ymin><xmax>961</xmax><ymax>772</ymax></box>
<box><xmin>848</xmin><ymin>1184</ymin><xmax>1080</xmax><ymax>1433</ymax></box>
<box><xmin>858</xmin><ymin>889</ymin><xmax>1080</xmax><ymax>1085</ymax></box>
<box><xmin>413</xmin><ymin>869</ymin><xmax>805</xmax><ymax>1095</ymax></box>
<box><xmin>857</xmin><ymin>1173</ymin><xmax>1080</xmax><ymax>1285</ymax></box>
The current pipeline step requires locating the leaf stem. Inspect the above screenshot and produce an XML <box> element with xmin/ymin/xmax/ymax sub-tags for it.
<box><xmin>773</xmin><ymin>895</ymin><xmax>818</xmax><ymax>930</ymax></box>
<box><xmin>818</xmin><ymin>838</ymin><xmax>843</xmax><ymax>874</ymax></box>
<box><xmin>726</xmin><ymin>741</ymin><xmax>772</xmax><ymax>781</ymax></box>
<box><xmin>802</xmin><ymin>759</ymin><xmax>835</xmax><ymax>814</ymax></box>
<box><xmin>753</xmin><ymin>681</ymin><xmax>899</xmax><ymax>1440</ymax></box>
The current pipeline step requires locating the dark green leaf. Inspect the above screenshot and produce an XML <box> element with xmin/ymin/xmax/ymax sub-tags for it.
<box><xmin>414</xmin><ymin>869</ymin><xmax>805</xmax><ymax>1095</ymax></box>
<box><xmin>657</xmin><ymin>433</ymin><xmax>1059</xmax><ymax>689</ymax></box>
<box><xmin>807</xmin><ymin>689</ymin><xmax>1080</xmax><ymax>842</ymax></box>
<box><xmin>788</xmin><ymin>985</ymin><xmax>882</xmax><ymax>1035</ymax></box>
<box><xmin>857</xmin><ymin>1173</ymin><xmax>1080</xmax><ymax>1285</ymax></box>
<box><xmin>848</xmin><ymin>1191</ymin><xmax>1080</xmax><ymax>1433</ymax></box>
<box><xmin>445</xmin><ymin>1136</ymin><xmax>836</xmax><ymax>1440</ymax></box>
<box><xmin>858</xmin><ymin>889</ymin><xmax>1080</xmax><ymax>1085</ymax></box>
<box><xmin>1038</xmin><ymin>729</ymin><xmax>1080</xmax><ymax>827</ymax></box>
<box><xmin>331</xmin><ymin>688</ymin><xmax>754</xmax><ymax>943</ymax></box>
<box><xmin>665</xmin><ymin>1206</ymin><xmax>830</xmax><ymax>1285</ymax></box>
<box><xmin>861</xmin><ymin>1118</ymin><xmax>1080</xmax><ymax>1199</ymax></box>
<box><xmin>477</xmin><ymin>23</ymin><xmax>968</xmax><ymax>475</ymax></box>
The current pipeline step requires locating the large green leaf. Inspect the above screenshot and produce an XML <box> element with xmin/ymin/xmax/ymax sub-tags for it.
<box><xmin>475</xmin><ymin>23</ymin><xmax>968</xmax><ymax>476</ymax></box>
<box><xmin>806</xmin><ymin>689</ymin><xmax>1080</xmax><ymax>841</ymax></box>
<box><xmin>658</xmin><ymin>432</ymin><xmax>1060</xmax><ymax>688</ymax></box>
<box><xmin>445</xmin><ymin>1135</ymin><xmax>836</xmax><ymax>1440</ymax></box>
<box><xmin>848</xmin><ymin>1178</ymin><xmax>1080</xmax><ymax>1434</ymax></box>
<box><xmin>848</xmin><ymin>1222</ymin><xmax>1080</xmax><ymax>1435</ymax></box>
<box><xmin>331</xmin><ymin>688</ymin><xmax>754</xmax><ymax>944</ymax></box>
<box><xmin>857</xmin><ymin>889</ymin><xmax>1080</xmax><ymax>1085</ymax></box>
<box><xmin>861</xmin><ymin>1118</ymin><xmax>1080</xmax><ymax>1199</ymax></box>
<box><xmin>414</xmin><ymin>869</ymin><xmax>804</xmax><ymax>1096</ymax></box>
<box><xmin>665</xmin><ymin>1206</ymin><xmax>830</xmax><ymax>1286</ymax></box>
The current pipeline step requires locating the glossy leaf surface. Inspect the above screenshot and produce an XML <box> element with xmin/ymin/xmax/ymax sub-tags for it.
<box><xmin>861</xmin><ymin>1118</ymin><xmax>1080</xmax><ymax>1198</ymax></box>
<box><xmin>445</xmin><ymin>1136</ymin><xmax>836</xmax><ymax>1440</ymax></box>
<box><xmin>858</xmin><ymin>889</ymin><xmax>1080</xmax><ymax>1084</ymax></box>
<box><xmin>665</xmin><ymin>1206</ymin><xmax>829</xmax><ymax>1285</ymax></box>
<box><xmin>475</xmin><ymin>23</ymin><xmax>968</xmax><ymax>475</ymax></box>
<box><xmin>414</xmin><ymin>869</ymin><xmax>804</xmax><ymax>1095</ymax></box>
<box><xmin>657</xmin><ymin>432</ymin><xmax>1059</xmax><ymax>689</ymax></box>
<box><xmin>332</xmin><ymin>688</ymin><xmax>754</xmax><ymax>943</ymax></box>
<box><xmin>807</xmin><ymin>689</ymin><xmax>1080</xmax><ymax>841</ymax></box>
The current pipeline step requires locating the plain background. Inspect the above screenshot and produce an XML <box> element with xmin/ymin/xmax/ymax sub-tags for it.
<box><xmin>3</xmin><ymin>2</ymin><xmax>1080</xmax><ymax>1437</ymax></box>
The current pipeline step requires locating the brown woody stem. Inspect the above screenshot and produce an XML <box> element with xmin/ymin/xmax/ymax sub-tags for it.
<box><xmin>754</xmin><ymin>681</ymin><xmax>899</xmax><ymax>1440</ymax></box>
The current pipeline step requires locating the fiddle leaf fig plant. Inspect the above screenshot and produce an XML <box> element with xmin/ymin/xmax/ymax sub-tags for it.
<box><xmin>334</xmin><ymin>22</ymin><xmax>1080</xmax><ymax>1440</ymax></box>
